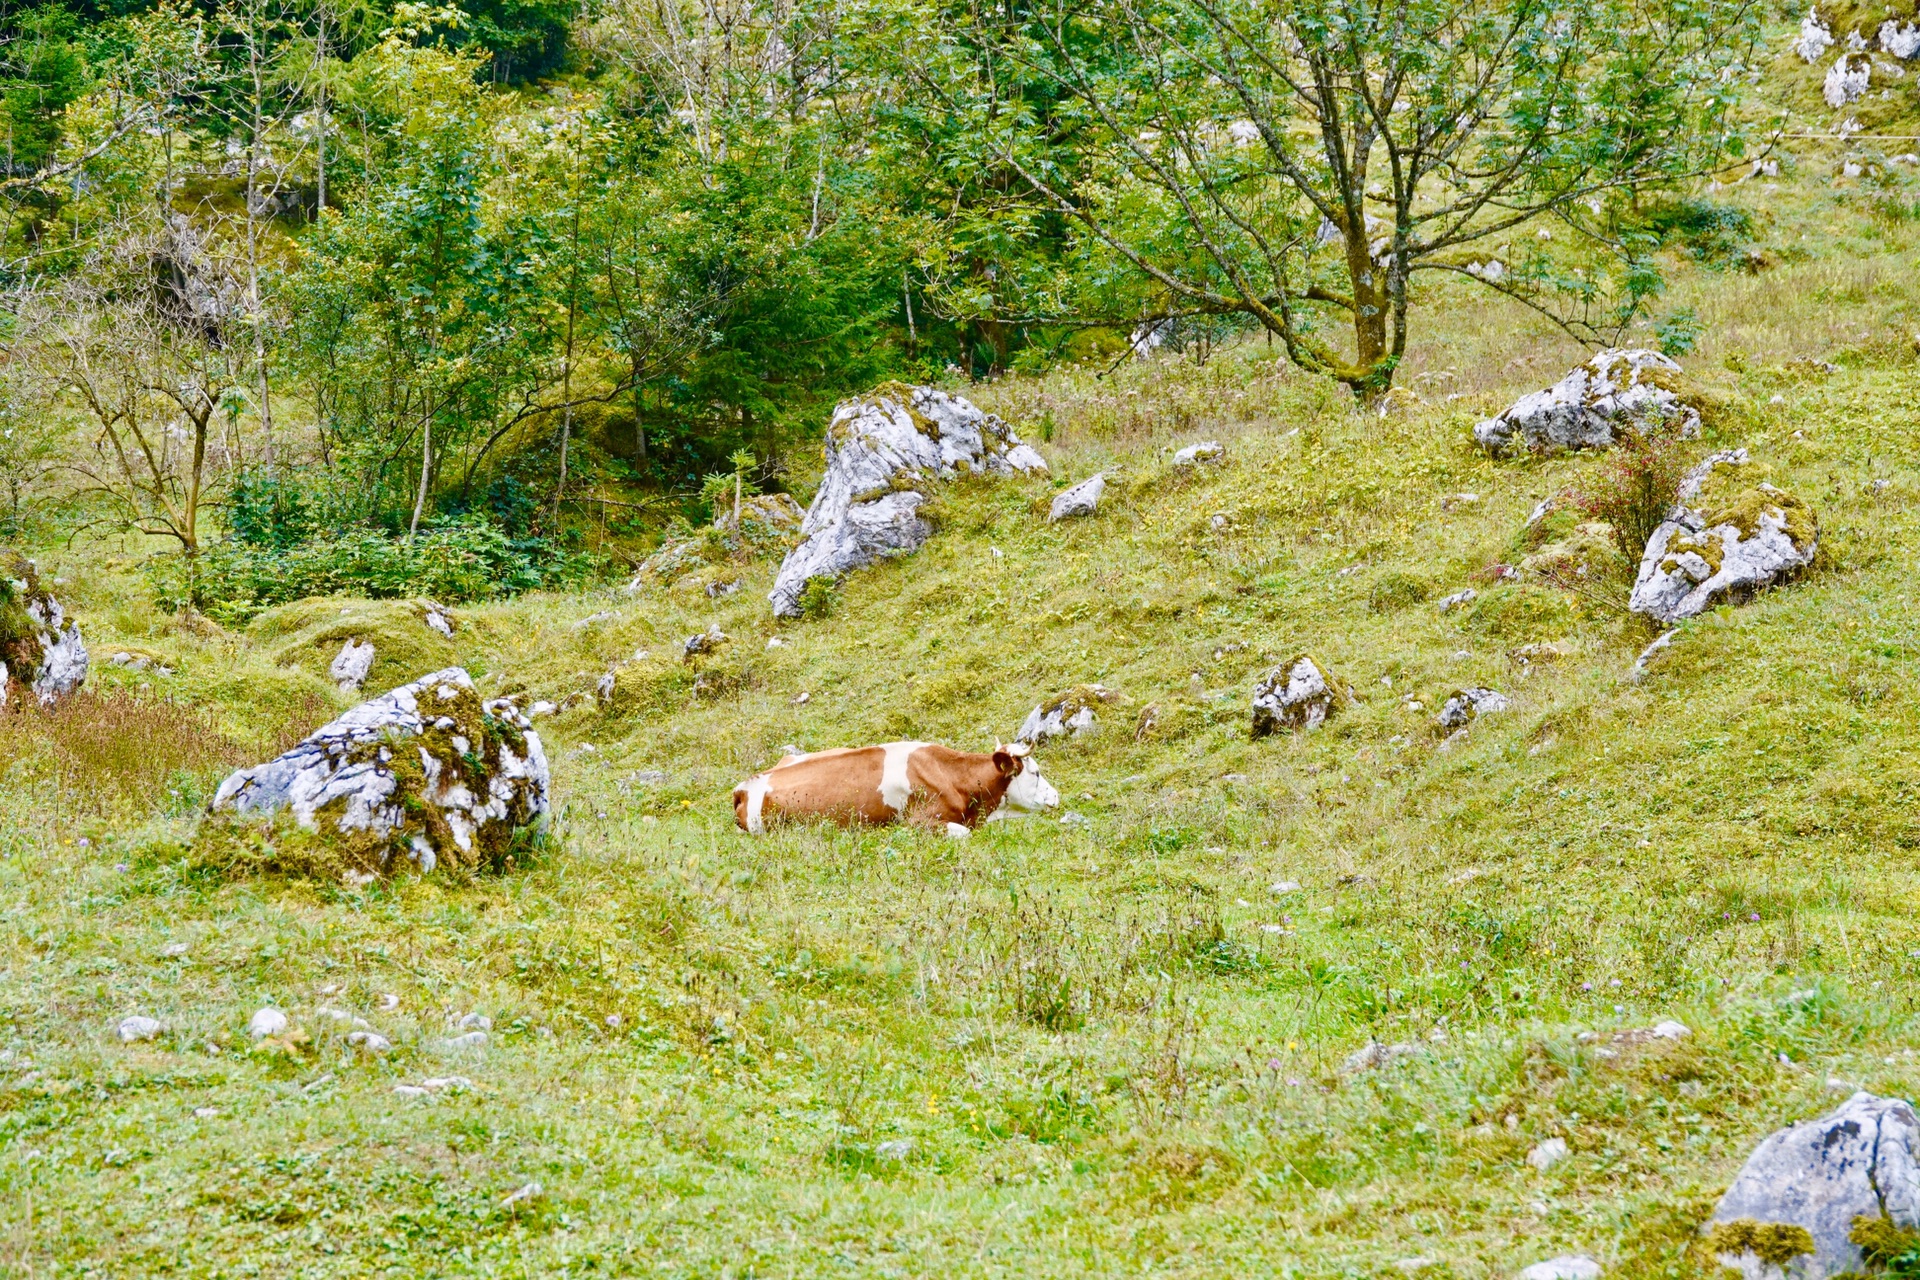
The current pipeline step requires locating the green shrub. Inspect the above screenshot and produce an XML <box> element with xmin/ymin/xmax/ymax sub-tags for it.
<box><xmin>798</xmin><ymin>575</ymin><xmax>839</xmax><ymax>619</ymax></box>
<box><xmin>184</xmin><ymin>518</ymin><xmax>598</xmax><ymax>623</ymax></box>
<box><xmin>1568</xmin><ymin>424</ymin><xmax>1693</xmax><ymax>559</ymax></box>
<box><xmin>1656</xmin><ymin>307</ymin><xmax>1705</xmax><ymax>357</ymax></box>
<box><xmin>1630</xmin><ymin>197</ymin><xmax>1754</xmax><ymax>267</ymax></box>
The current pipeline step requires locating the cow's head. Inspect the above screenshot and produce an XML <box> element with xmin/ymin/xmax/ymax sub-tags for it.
<box><xmin>993</xmin><ymin>741</ymin><xmax>1060</xmax><ymax>813</ymax></box>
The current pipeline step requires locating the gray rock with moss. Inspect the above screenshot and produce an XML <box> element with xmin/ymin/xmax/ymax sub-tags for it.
<box><xmin>1705</xmin><ymin>1092</ymin><xmax>1920</xmax><ymax>1279</ymax></box>
<box><xmin>0</xmin><ymin>551</ymin><xmax>88</xmax><ymax>707</ymax></box>
<box><xmin>1251</xmin><ymin>656</ymin><xmax>1350</xmax><ymax>737</ymax></box>
<box><xmin>1437</xmin><ymin>687</ymin><xmax>1507</xmax><ymax>729</ymax></box>
<box><xmin>1473</xmin><ymin>349</ymin><xmax>1701</xmax><ymax>454</ymax></box>
<box><xmin>1629</xmin><ymin>450</ymin><xmax>1818</xmax><ymax>625</ymax></box>
<box><xmin>211</xmin><ymin>668</ymin><xmax>550</xmax><ymax>875</ymax></box>
<box><xmin>1049</xmin><ymin>473</ymin><xmax>1105</xmax><ymax>522</ymax></box>
<box><xmin>1018</xmin><ymin>684</ymin><xmax>1118</xmax><ymax>744</ymax></box>
<box><xmin>769</xmin><ymin>384</ymin><xmax>1048</xmax><ymax>616</ymax></box>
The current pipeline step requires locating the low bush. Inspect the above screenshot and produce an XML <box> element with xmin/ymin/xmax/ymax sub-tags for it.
<box><xmin>1568</xmin><ymin>424</ymin><xmax>1694</xmax><ymax>560</ymax></box>
<box><xmin>175</xmin><ymin>518</ymin><xmax>598</xmax><ymax>623</ymax></box>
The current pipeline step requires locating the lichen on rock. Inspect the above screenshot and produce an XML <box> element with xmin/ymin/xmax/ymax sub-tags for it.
<box><xmin>1473</xmin><ymin>349</ymin><xmax>1701</xmax><ymax>455</ymax></box>
<box><xmin>1436</xmin><ymin>687</ymin><xmax>1508</xmax><ymax>730</ymax></box>
<box><xmin>769</xmin><ymin>385</ymin><xmax>1047</xmax><ymax>616</ymax></box>
<box><xmin>1251</xmin><ymin>655</ymin><xmax>1350</xmax><ymax>737</ymax></box>
<box><xmin>1705</xmin><ymin>1092</ymin><xmax>1920</xmax><ymax>1280</ymax></box>
<box><xmin>209</xmin><ymin>667</ymin><xmax>550</xmax><ymax>877</ymax></box>
<box><xmin>1629</xmin><ymin>450</ymin><xmax>1817</xmax><ymax>625</ymax></box>
<box><xmin>0</xmin><ymin>551</ymin><xmax>88</xmax><ymax>707</ymax></box>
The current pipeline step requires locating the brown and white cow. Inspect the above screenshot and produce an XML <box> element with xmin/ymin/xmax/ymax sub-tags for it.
<box><xmin>733</xmin><ymin>741</ymin><xmax>1059</xmax><ymax>837</ymax></box>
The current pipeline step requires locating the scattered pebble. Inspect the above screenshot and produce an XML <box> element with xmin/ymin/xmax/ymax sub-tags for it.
<box><xmin>1060</xmin><ymin>812</ymin><xmax>1089</xmax><ymax>827</ymax></box>
<box><xmin>1519</xmin><ymin>1257</ymin><xmax>1601</xmax><ymax>1280</ymax></box>
<box><xmin>160</xmin><ymin>942</ymin><xmax>189</xmax><ymax>958</ymax></box>
<box><xmin>1527</xmin><ymin>1138</ymin><xmax>1569</xmax><ymax>1171</ymax></box>
<box><xmin>192</xmin><ymin>1106</ymin><xmax>218</xmax><ymax>1119</ymax></box>
<box><xmin>394</xmin><ymin>1084</ymin><xmax>430</xmax><ymax>1098</ymax></box>
<box><xmin>379</xmin><ymin>994</ymin><xmax>400</xmax><ymax>1011</ymax></box>
<box><xmin>502</xmin><ymin>1181</ymin><xmax>542</xmax><ymax>1208</ymax></box>
<box><xmin>441</xmin><ymin>1031</ymin><xmax>489</xmax><ymax>1051</ymax></box>
<box><xmin>248</xmin><ymin>1008</ymin><xmax>289</xmax><ymax>1040</ymax></box>
<box><xmin>1271</xmin><ymin>881</ymin><xmax>1301</xmax><ymax>894</ymax></box>
<box><xmin>1651</xmin><ymin>1020</ymin><xmax>1689</xmax><ymax>1040</ymax></box>
<box><xmin>876</xmin><ymin>1138</ymin><xmax>914</xmax><ymax>1161</ymax></box>
<box><xmin>117</xmin><ymin>1016</ymin><xmax>163</xmax><ymax>1043</ymax></box>
<box><xmin>347</xmin><ymin>1031</ymin><xmax>392</xmax><ymax>1054</ymax></box>
<box><xmin>455</xmin><ymin>1012</ymin><xmax>493</xmax><ymax>1032</ymax></box>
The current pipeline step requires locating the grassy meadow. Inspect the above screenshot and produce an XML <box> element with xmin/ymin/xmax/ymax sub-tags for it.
<box><xmin>5</xmin><ymin>68</ymin><xmax>1920</xmax><ymax>1280</ymax></box>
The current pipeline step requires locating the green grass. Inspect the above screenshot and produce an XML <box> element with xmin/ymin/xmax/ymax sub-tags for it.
<box><xmin>5</xmin><ymin>59</ymin><xmax>1920</xmax><ymax>1275</ymax></box>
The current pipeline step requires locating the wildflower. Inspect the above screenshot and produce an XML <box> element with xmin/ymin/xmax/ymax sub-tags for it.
<box><xmin>1749</xmin><ymin>912</ymin><xmax>1761</xmax><ymax>922</ymax></box>
<box><xmin>1581</xmin><ymin>982</ymin><xmax>1593</xmax><ymax>991</ymax></box>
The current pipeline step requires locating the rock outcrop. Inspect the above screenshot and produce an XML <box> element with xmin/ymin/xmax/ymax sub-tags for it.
<box><xmin>330</xmin><ymin>639</ymin><xmax>375</xmax><ymax>694</ymax></box>
<box><xmin>1049</xmin><ymin>474</ymin><xmax>1105</xmax><ymax>522</ymax></box>
<box><xmin>0</xmin><ymin>552</ymin><xmax>88</xmax><ymax>707</ymax></box>
<box><xmin>1473</xmin><ymin>349</ymin><xmax>1700</xmax><ymax>455</ymax></box>
<box><xmin>1705</xmin><ymin>1092</ymin><xmax>1920</xmax><ymax>1280</ymax></box>
<box><xmin>1251</xmin><ymin>656</ymin><xmax>1350</xmax><ymax>737</ymax></box>
<box><xmin>1017</xmin><ymin>684</ymin><xmax>1118</xmax><ymax>744</ymax></box>
<box><xmin>768</xmin><ymin>385</ymin><xmax>1046</xmax><ymax>616</ymax></box>
<box><xmin>1824</xmin><ymin>52</ymin><xmax>1871</xmax><ymax>108</ymax></box>
<box><xmin>1629</xmin><ymin>450</ymin><xmax>1817</xmax><ymax>625</ymax></box>
<box><xmin>211</xmin><ymin>668</ymin><xmax>550</xmax><ymax>876</ymax></box>
<box><xmin>1172</xmin><ymin>441</ymin><xmax>1225</xmax><ymax>467</ymax></box>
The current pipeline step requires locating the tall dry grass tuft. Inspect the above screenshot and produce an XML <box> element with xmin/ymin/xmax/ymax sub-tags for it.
<box><xmin>0</xmin><ymin>689</ymin><xmax>262</xmax><ymax>812</ymax></box>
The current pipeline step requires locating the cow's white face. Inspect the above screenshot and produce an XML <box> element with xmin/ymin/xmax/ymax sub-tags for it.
<box><xmin>1001</xmin><ymin>756</ymin><xmax>1060</xmax><ymax>812</ymax></box>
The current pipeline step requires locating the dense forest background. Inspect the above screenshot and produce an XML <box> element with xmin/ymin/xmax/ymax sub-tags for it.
<box><xmin>0</xmin><ymin>0</ymin><xmax>1757</xmax><ymax>615</ymax></box>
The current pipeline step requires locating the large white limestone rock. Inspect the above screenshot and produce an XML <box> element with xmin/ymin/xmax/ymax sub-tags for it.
<box><xmin>1251</xmin><ymin>655</ymin><xmax>1350</xmax><ymax>737</ymax></box>
<box><xmin>1629</xmin><ymin>450</ymin><xmax>1817</xmax><ymax>625</ymax></box>
<box><xmin>0</xmin><ymin>551</ymin><xmax>88</xmax><ymax>707</ymax></box>
<box><xmin>1473</xmin><ymin>349</ymin><xmax>1699</xmax><ymax>455</ymax></box>
<box><xmin>769</xmin><ymin>385</ymin><xmax>1047</xmax><ymax>616</ymax></box>
<box><xmin>211</xmin><ymin>668</ymin><xmax>550</xmax><ymax>875</ymax></box>
<box><xmin>1705</xmin><ymin>1092</ymin><xmax>1920</xmax><ymax>1279</ymax></box>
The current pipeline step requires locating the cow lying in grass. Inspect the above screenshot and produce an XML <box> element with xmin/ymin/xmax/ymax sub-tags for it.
<box><xmin>733</xmin><ymin>741</ymin><xmax>1059</xmax><ymax>837</ymax></box>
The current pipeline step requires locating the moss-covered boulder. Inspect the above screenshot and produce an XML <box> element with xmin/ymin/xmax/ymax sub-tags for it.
<box><xmin>1629</xmin><ymin>449</ymin><xmax>1818</xmax><ymax>625</ymax></box>
<box><xmin>1473</xmin><ymin>349</ymin><xmax>1701</xmax><ymax>455</ymax></box>
<box><xmin>0</xmin><ymin>551</ymin><xmax>88</xmax><ymax>708</ymax></box>
<box><xmin>1704</xmin><ymin>1092</ymin><xmax>1920</xmax><ymax>1280</ymax></box>
<box><xmin>1250</xmin><ymin>656</ymin><xmax>1350</xmax><ymax>738</ymax></box>
<box><xmin>628</xmin><ymin>493</ymin><xmax>805</xmax><ymax>590</ymax></box>
<box><xmin>209</xmin><ymin>667</ymin><xmax>549</xmax><ymax>876</ymax></box>
<box><xmin>769</xmin><ymin>384</ymin><xmax>1049</xmax><ymax>617</ymax></box>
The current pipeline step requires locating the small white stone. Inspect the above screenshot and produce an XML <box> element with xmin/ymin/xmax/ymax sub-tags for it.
<box><xmin>456</xmin><ymin>1012</ymin><xmax>492</xmax><ymax>1032</ymax></box>
<box><xmin>192</xmin><ymin>1106</ymin><xmax>218</xmax><ymax>1118</ymax></box>
<box><xmin>247</xmin><ymin>1008</ymin><xmax>289</xmax><ymax>1039</ymax></box>
<box><xmin>160</xmin><ymin>942</ymin><xmax>189</xmax><ymax>958</ymax></box>
<box><xmin>441</xmin><ymin>1030</ymin><xmax>489</xmax><ymax>1051</ymax></box>
<box><xmin>502</xmin><ymin>1181</ymin><xmax>542</xmax><ymax>1207</ymax></box>
<box><xmin>1527</xmin><ymin>1137</ymin><xmax>1570</xmax><ymax>1171</ymax></box>
<box><xmin>394</xmin><ymin>1084</ymin><xmax>430</xmax><ymax>1097</ymax></box>
<box><xmin>347</xmin><ymin>1031</ymin><xmax>392</xmax><ymax>1054</ymax></box>
<box><xmin>876</xmin><ymin>1138</ymin><xmax>914</xmax><ymax>1161</ymax></box>
<box><xmin>1520</xmin><ymin>1257</ymin><xmax>1600</xmax><ymax>1280</ymax></box>
<box><xmin>420</xmin><ymin>1076</ymin><xmax>472</xmax><ymax>1092</ymax></box>
<box><xmin>1059</xmin><ymin>811</ymin><xmax>1090</xmax><ymax>827</ymax></box>
<box><xmin>117</xmin><ymin>1015</ymin><xmax>163</xmax><ymax>1043</ymax></box>
<box><xmin>379</xmin><ymin>993</ymin><xmax>400</xmax><ymax>1011</ymax></box>
<box><xmin>1271</xmin><ymin>880</ymin><xmax>1301</xmax><ymax>894</ymax></box>
<box><xmin>1651</xmin><ymin>1020</ymin><xmax>1689</xmax><ymax>1040</ymax></box>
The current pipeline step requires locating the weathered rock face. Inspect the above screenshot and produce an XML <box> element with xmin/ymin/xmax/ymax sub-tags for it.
<box><xmin>0</xmin><ymin>552</ymin><xmax>88</xmax><ymax>707</ymax></box>
<box><xmin>330</xmin><ymin>639</ymin><xmax>376</xmax><ymax>694</ymax></box>
<box><xmin>1705</xmin><ymin>1092</ymin><xmax>1920</xmax><ymax>1280</ymax></box>
<box><xmin>1251</xmin><ymin>656</ymin><xmax>1349</xmax><ymax>737</ymax></box>
<box><xmin>1018</xmin><ymin>684</ymin><xmax>1119</xmax><ymax>745</ymax></box>
<box><xmin>211</xmin><ymin>668</ymin><xmax>550</xmax><ymax>876</ymax></box>
<box><xmin>1049</xmin><ymin>474</ymin><xmax>1106</xmax><ymax>522</ymax></box>
<box><xmin>770</xmin><ymin>384</ymin><xmax>1048</xmax><ymax>616</ymax></box>
<box><xmin>1629</xmin><ymin>450</ymin><xmax>1817</xmax><ymax>625</ymax></box>
<box><xmin>1172</xmin><ymin>441</ymin><xmax>1225</xmax><ymax>467</ymax></box>
<box><xmin>1473</xmin><ymin>349</ymin><xmax>1700</xmax><ymax>455</ymax></box>
<box><xmin>1824</xmin><ymin>52</ymin><xmax>1872</xmax><ymax>107</ymax></box>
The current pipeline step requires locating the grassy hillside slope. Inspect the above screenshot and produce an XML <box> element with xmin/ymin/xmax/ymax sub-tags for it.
<box><xmin>5</xmin><ymin>89</ymin><xmax>1920</xmax><ymax>1280</ymax></box>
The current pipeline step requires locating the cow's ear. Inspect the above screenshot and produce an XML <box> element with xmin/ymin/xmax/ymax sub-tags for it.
<box><xmin>992</xmin><ymin>749</ymin><xmax>1018</xmax><ymax>776</ymax></box>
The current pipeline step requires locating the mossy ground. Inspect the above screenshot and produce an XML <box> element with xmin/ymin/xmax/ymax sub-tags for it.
<box><xmin>3</xmin><ymin>48</ymin><xmax>1920</xmax><ymax>1276</ymax></box>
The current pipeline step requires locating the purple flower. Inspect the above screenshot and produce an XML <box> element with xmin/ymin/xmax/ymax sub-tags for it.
<box><xmin>113</xmin><ymin>862</ymin><xmax>129</xmax><ymax>873</ymax></box>
<box><xmin>1749</xmin><ymin>912</ymin><xmax>1761</xmax><ymax>922</ymax></box>
<box><xmin>1581</xmin><ymin>982</ymin><xmax>1593</xmax><ymax>991</ymax></box>
<box><xmin>1268</xmin><ymin>1058</ymin><xmax>1282</xmax><ymax>1071</ymax></box>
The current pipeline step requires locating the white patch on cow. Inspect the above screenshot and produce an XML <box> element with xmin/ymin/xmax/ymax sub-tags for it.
<box><xmin>878</xmin><ymin>741</ymin><xmax>927</xmax><ymax>814</ymax></box>
<box><xmin>945</xmin><ymin>822</ymin><xmax>971</xmax><ymax>839</ymax></box>
<box><xmin>1000</xmin><ymin>757</ymin><xmax>1060</xmax><ymax>814</ymax></box>
<box><xmin>740</xmin><ymin>774</ymin><xmax>773</xmax><ymax>834</ymax></box>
